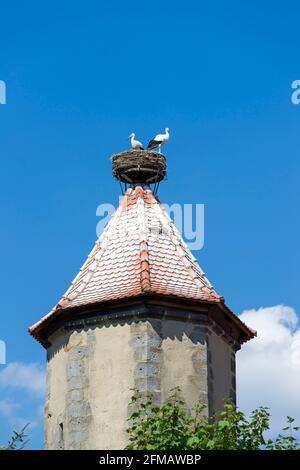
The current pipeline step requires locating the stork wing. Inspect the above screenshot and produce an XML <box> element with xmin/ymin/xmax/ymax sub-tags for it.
<box><xmin>147</xmin><ymin>139</ymin><xmax>162</xmax><ymax>150</ymax></box>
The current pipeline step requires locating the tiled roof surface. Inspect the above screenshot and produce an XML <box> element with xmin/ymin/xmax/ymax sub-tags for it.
<box><xmin>29</xmin><ymin>186</ymin><xmax>256</xmax><ymax>343</ymax></box>
<box><xmin>30</xmin><ymin>187</ymin><xmax>223</xmax><ymax>333</ymax></box>
<box><xmin>61</xmin><ymin>187</ymin><xmax>221</xmax><ymax>308</ymax></box>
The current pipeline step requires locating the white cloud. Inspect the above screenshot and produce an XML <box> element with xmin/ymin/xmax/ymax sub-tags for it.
<box><xmin>0</xmin><ymin>363</ymin><xmax>45</xmax><ymax>442</ymax></box>
<box><xmin>0</xmin><ymin>398</ymin><xmax>31</xmax><ymax>430</ymax></box>
<box><xmin>237</xmin><ymin>305</ymin><xmax>300</xmax><ymax>435</ymax></box>
<box><xmin>0</xmin><ymin>362</ymin><xmax>45</xmax><ymax>397</ymax></box>
<box><xmin>0</xmin><ymin>399</ymin><xmax>20</xmax><ymax>419</ymax></box>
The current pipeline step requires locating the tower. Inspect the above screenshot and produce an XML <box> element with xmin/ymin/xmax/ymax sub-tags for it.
<box><xmin>29</xmin><ymin>149</ymin><xmax>255</xmax><ymax>450</ymax></box>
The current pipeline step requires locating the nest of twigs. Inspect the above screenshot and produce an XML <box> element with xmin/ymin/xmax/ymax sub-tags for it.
<box><xmin>111</xmin><ymin>150</ymin><xmax>167</xmax><ymax>184</ymax></box>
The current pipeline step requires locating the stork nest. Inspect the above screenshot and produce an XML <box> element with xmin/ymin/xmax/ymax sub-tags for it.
<box><xmin>111</xmin><ymin>150</ymin><xmax>167</xmax><ymax>184</ymax></box>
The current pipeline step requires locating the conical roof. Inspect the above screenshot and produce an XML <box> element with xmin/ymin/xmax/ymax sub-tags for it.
<box><xmin>61</xmin><ymin>187</ymin><xmax>221</xmax><ymax>307</ymax></box>
<box><xmin>29</xmin><ymin>186</ymin><xmax>255</xmax><ymax>345</ymax></box>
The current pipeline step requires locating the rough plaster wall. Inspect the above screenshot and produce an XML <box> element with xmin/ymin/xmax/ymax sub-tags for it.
<box><xmin>88</xmin><ymin>323</ymin><xmax>135</xmax><ymax>450</ymax></box>
<box><xmin>208</xmin><ymin>330</ymin><xmax>235</xmax><ymax>414</ymax></box>
<box><xmin>160</xmin><ymin>320</ymin><xmax>209</xmax><ymax>412</ymax></box>
<box><xmin>46</xmin><ymin>329</ymin><xmax>94</xmax><ymax>449</ymax></box>
<box><xmin>46</xmin><ymin>324</ymin><xmax>135</xmax><ymax>450</ymax></box>
<box><xmin>45</xmin><ymin>330</ymin><xmax>68</xmax><ymax>449</ymax></box>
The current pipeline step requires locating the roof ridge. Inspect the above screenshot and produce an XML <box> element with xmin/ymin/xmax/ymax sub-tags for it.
<box><xmin>135</xmin><ymin>188</ymin><xmax>151</xmax><ymax>292</ymax></box>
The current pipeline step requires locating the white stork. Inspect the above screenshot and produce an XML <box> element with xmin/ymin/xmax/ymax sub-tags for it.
<box><xmin>128</xmin><ymin>133</ymin><xmax>144</xmax><ymax>150</ymax></box>
<box><xmin>147</xmin><ymin>128</ymin><xmax>170</xmax><ymax>153</ymax></box>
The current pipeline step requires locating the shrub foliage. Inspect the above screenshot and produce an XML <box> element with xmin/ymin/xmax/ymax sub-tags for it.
<box><xmin>127</xmin><ymin>388</ymin><xmax>300</xmax><ymax>450</ymax></box>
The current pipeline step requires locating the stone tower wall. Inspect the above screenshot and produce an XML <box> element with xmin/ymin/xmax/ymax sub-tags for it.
<box><xmin>45</xmin><ymin>314</ymin><xmax>235</xmax><ymax>450</ymax></box>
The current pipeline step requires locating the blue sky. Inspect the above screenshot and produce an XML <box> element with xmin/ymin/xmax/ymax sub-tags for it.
<box><xmin>0</xmin><ymin>1</ymin><xmax>299</xmax><ymax>449</ymax></box>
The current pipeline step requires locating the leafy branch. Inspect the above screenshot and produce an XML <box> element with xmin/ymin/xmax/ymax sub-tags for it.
<box><xmin>0</xmin><ymin>423</ymin><xmax>30</xmax><ymax>450</ymax></box>
<box><xmin>127</xmin><ymin>389</ymin><xmax>300</xmax><ymax>450</ymax></box>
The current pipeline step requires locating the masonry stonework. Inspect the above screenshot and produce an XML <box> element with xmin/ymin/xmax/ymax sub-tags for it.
<box><xmin>45</xmin><ymin>312</ymin><xmax>236</xmax><ymax>450</ymax></box>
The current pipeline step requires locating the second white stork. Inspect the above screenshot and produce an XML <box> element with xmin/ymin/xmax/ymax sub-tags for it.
<box><xmin>128</xmin><ymin>133</ymin><xmax>144</xmax><ymax>150</ymax></box>
<box><xmin>147</xmin><ymin>128</ymin><xmax>170</xmax><ymax>153</ymax></box>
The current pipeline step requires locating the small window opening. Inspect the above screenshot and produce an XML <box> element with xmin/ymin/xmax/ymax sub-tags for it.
<box><xmin>58</xmin><ymin>422</ymin><xmax>64</xmax><ymax>449</ymax></box>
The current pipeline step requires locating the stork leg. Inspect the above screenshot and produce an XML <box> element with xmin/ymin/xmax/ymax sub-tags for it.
<box><xmin>158</xmin><ymin>145</ymin><xmax>161</xmax><ymax>154</ymax></box>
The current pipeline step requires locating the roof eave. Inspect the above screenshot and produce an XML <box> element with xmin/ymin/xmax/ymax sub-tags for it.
<box><xmin>29</xmin><ymin>293</ymin><xmax>255</xmax><ymax>349</ymax></box>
